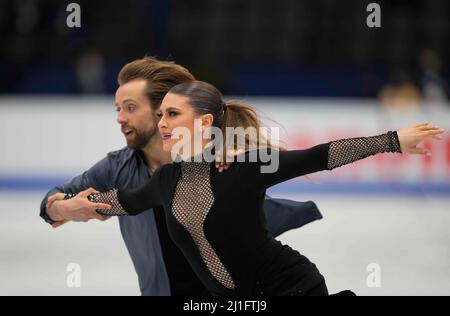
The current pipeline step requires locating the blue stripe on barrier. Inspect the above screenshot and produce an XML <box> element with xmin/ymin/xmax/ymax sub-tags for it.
<box><xmin>0</xmin><ymin>177</ymin><xmax>70</xmax><ymax>191</ymax></box>
<box><xmin>0</xmin><ymin>177</ymin><xmax>449</xmax><ymax>196</ymax></box>
<box><xmin>267</xmin><ymin>181</ymin><xmax>450</xmax><ymax>196</ymax></box>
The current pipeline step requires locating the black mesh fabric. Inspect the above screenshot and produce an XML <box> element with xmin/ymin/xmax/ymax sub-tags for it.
<box><xmin>89</xmin><ymin>190</ymin><xmax>128</xmax><ymax>216</ymax></box>
<box><xmin>327</xmin><ymin>131</ymin><xmax>401</xmax><ymax>170</ymax></box>
<box><xmin>171</xmin><ymin>161</ymin><xmax>235</xmax><ymax>289</ymax></box>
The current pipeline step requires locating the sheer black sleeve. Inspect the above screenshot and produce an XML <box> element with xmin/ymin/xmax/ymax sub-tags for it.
<box><xmin>250</xmin><ymin>131</ymin><xmax>402</xmax><ymax>189</ymax></box>
<box><xmin>86</xmin><ymin>167</ymin><xmax>164</xmax><ymax>216</ymax></box>
<box><xmin>327</xmin><ymin>131</ymin><xmax>401</xmax><ymax>169</ymax></box>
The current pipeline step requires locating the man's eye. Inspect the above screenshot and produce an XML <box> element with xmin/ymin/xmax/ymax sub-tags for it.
<box><xmin>115</xmin><ymin>108</ymin><xmax>120</xmax><ymax>112</ymax></box>
<box><xmin>127</xmin><ymin>105</ymin><xmax>135</xmax><ymax>112</ymax></box>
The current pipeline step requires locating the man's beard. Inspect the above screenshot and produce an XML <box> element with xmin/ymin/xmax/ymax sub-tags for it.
<box><xmin>126</xmin><ymin>125</ymin><xmax>158</xmax><ymax>150</ymax></box>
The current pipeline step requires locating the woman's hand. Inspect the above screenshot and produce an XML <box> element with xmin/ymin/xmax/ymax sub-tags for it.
<box><xmin>397</xmin><ymin>123</ymin><xmax>444</xmax><ymax>155</ymax></box>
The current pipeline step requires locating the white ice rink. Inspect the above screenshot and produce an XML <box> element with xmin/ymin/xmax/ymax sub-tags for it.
<box><xmin>1</xmin><ymin>190</ymin><xmax>449</xmax><ymax>296</ymax></box>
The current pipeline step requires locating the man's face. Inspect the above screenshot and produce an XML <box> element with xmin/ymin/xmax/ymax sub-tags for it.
<box><xmin>115</xmin><ymin>79</ymin><xmax>159</xmax><ymax>150</ymax></box>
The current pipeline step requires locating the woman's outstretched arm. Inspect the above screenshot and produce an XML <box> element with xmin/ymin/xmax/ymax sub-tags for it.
<box><xmin>252</xmin><ymin>123</ymin><xmax>444</xmax><ymax>189</ymax></box>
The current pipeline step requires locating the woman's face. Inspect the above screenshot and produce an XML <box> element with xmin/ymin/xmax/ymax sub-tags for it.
<box><xmin>158</xmin><ymin>93</ymin><xmax>211</xmax><ymax>158</ymax></box>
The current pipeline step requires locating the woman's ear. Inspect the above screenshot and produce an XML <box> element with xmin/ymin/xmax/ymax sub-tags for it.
<box><xmin>201</xmin><ymin>113</ymin><xmax>214</xmax><ymax>130</ymax></box>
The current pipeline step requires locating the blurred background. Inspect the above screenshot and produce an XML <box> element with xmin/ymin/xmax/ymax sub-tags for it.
<box><xmin>0</xmin><ymin>0</ymin><xmax>449</xmax><ymax>296</ymax></box>
<box><xmin>1</xmin><ymin>0</ymin><xmax>449</xmax><ymax>98</ymax></box>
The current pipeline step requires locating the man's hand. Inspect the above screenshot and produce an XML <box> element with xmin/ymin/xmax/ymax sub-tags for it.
<box><xmin>397</xmin><ymin>123</ymin><xmax>444</xmax><ymax>155</ymax></box>
<box><xmin>46</xmin><ymin>188</ymin><xmax>112</xmax><ymax>228</ymax></box>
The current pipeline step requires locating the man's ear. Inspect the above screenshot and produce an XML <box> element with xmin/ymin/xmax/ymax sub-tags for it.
<box><xmin>201</xmin><ymin>113</ymin><xmax>214</xmax><ymax>130</ymax></box>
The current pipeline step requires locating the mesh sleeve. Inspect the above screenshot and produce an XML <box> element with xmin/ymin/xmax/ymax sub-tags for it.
<box><xmin>63</xmin><ymin>190</ymin><xmax>128</xmax><ymax>216</ymax></box>
<box><xmin>88</xmin><ymin>190</ymin><xmax>128</xmax><ymax>216</ymax></box>
<box><xmin>327</xmin><ymin>131</ymin><xmax>402</xmax><ymax>170</ymax></box>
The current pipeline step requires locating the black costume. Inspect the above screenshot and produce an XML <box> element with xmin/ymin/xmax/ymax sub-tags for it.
<box><xmin>93</xmin><ymin>132</ymin><xmax>402</xmax><ymax>295</ymax></box>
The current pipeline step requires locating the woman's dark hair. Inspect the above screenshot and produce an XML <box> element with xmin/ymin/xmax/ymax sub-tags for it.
<box><xmin>168</xmin><ymin>80</ymin><xmax>285</xmax><ymax>160</ymax></box>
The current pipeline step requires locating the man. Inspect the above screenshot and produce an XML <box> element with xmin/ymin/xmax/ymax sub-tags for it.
<box><xmin>40</xmin><ymin>57</ymin><xmax>322</xmax><ymax>295</ymax></box>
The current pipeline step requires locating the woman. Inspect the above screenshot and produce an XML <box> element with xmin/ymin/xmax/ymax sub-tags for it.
<box><xmin>90</xmin><ymin>81</ymin><xmax>444</xmax><ymax>296</ymax></box>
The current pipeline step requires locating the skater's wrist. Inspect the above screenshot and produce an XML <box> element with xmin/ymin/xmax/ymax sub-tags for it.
<box><xmin>46</xmin><ymin>197</ymin><xmax>66</xmax><ymax>222</ymax></box>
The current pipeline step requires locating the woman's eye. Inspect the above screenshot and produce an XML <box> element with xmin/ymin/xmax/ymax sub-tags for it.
<box><xmin>156</xmin><ymin>112</ymin><xmax>163</xmax><ymax>118</ymax></box>
<box><xmin>168</xmin><ymin>111</ymin><xmax>178</xmax><ymax>117</ymax></box>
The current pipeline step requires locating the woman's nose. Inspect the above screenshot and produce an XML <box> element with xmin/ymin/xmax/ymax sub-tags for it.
<box><xmin>158</xmin><ymin>115</ymin><xmax>168</xmax><ymax>128</ymax></box>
